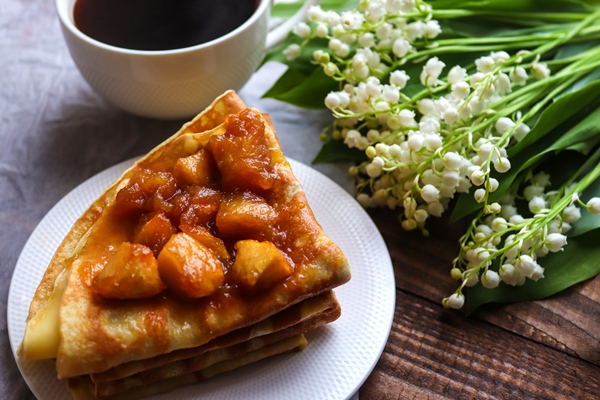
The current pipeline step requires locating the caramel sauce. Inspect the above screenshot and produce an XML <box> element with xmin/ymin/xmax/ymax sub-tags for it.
<box><xmin>90</xmin><ymin>109</ymin><xmax>322</xmax><ymax>303</ymax></box>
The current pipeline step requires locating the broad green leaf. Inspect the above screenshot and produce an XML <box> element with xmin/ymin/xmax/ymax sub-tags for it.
<box><xmin>261</xmin><ymin>67</ymin><xmax>310</xmax><ymax>99</ymax></box>
<box><xmin>557</xmin><ymin>68</ymin><xmax>600</xmax><ymax>99</ymax></box>
<box><xmin>549</xmin><ymin>105</ymin><xmax>600</xmax><ymax>154</ymax></box>
<box><xmin>323</xmin><ymin>0</ymin><xmax>360</xmax><ymax>12</ymax></box>
<box><xmin>510</xmin><ymin>80</ymin><xmax>600</xmax><ymax>156</ymax></box>
<box><xmin>433</xmin><ymin>0</ymin><xmax>589</xmax><ymax>12</ymax></box>
<box><xmin>313</xmin><ymin>139</ymin><xmax>368</xmax><ymax>164</ymax></box>
<box><xmin>271</xmin><ymin>0</ymin><xmax>360</xmax><ymax>19</ymax></box>
<box><xmin>464</xmin><ymin>230</ymin><xmax>600</xmax><ymax>316</ymax></box>
<box><xmin>554</xmin><ymin>39</ymin><xmax>600</xmax><ymax>60</ymax></box>
<box><xmin>264</xmin><ymin>67</ymin><xmax>339</xmax><ymax>109</ymax></box>
<box><xmin>270</xmin><ymin>1</ymin><xmax>302</xmax><ymax>19</ymax></box>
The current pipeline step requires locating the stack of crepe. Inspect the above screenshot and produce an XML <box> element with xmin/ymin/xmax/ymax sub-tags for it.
<box><xmin>18</xmin><ymin>91</ymin><xmax>351</xmax><ymax>399</ymax></box>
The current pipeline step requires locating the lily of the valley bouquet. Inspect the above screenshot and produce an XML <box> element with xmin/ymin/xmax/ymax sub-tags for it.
<box><xmin>263</xmin><ymin>0</ymin><xmax>600</xmax><ymax>314</ymax></box>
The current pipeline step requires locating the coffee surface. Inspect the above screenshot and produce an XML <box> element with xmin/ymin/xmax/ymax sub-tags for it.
<box><xmin>74</xmin><ymin>0</ymin><xmax>256</xmax><ymax>51</ymax></box>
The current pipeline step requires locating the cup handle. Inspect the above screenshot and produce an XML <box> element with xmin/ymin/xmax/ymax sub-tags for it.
<box><xmin>266</xmin><ymin>0</ymin><xmax>321</xmax><ymax>49</ymax></box>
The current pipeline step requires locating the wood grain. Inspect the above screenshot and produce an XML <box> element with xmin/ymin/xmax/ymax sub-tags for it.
<box><xmin>359</xmin><ymin>289</ymin><xmax>600</xmax><ymax>399</ymax></box>
<box><xmin>475</xmin><ymin>275</ymin><xmax>600</xmax><ymax>365</ymax></box>
<box><xmin>368</xmin><ymin>208</ymin><xmax>600</xmax><ymax>367</ymax></box>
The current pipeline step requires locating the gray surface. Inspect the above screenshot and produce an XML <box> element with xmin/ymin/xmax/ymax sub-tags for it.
<box><xmin>0</xmin><ymin>1</ymin><xmax>353</xmax><ymax>398</ymax></box>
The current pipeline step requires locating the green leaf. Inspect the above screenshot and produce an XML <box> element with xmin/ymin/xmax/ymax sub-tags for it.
<box><xmin>510</xmin><ymin>80</ymin><xmax>600</xmax><ymax>156</ymax></box>
<box><xmin>548</xmin><ymin>105</ymin><xmax>600</xmax><ymax>154</ymax></box>
<box><xmin>557</xmin><ymin>69</ymin><xmax>600</xmax><ymax>99</ymax></box>
<box><xmin>433</xmin><ymin>0</ymin><xmax>589</xmax><ymax>12</ymax></box>
<box><xmin>261</xmin><ymin>67</ymin><xmax>310</xmax><ymax>99</ymax></box>
<box><xmin>263</xmin><ymin>67</ymin><xmax>339</xmax><ymax>109</ymax></box>
<box><xmin>320</xmin><ymin>0</ymin><xmax>361</xmax><ymax>12</ymax></box>
<box><xmin>271</xmin><ymin>0</ymin><xmax>360</xmax><ymax>19</ymax></box>
<box><xmin>554</xmin><ymin>39</ymin><xmax>600</xmax><ymax>60</ymax></box>
<box><xmin>313</xmin><ymin>139</ymin><xmax>368</xmax><ymax>164</ymax></box>
<box><xmin>270</xmin><ymin>1</ymin><xmax>303</xmax><ymax>19</ymax></box>
<box><xmin>464</xmin><ymin>230</ymin><xmax>600</xmax><ymax>316</ymax></box>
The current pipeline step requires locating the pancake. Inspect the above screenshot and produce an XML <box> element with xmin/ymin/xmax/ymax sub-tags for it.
<box><xmin>18</xmin><ymin>91</ymin><xmax>351</xmax><ymax>398</ymax></box>
<box><xmin>68</xmin><ymin>334</ymin><xmax>309</xmax><ymax>400</ymax></box>
<box><xmin>87</xmin><ymin>291</ymin><xmax>340</xmax><ymax>399</ymax></box>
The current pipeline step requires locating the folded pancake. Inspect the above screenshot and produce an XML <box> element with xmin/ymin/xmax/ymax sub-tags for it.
<box><xmin>91</xmin><ymin>290</ymin><xmax>340</xmax><ymax>384</ymax></box>
<box><xmin>85</xmin><ymin>290</ymin><xmax>340</xmax><ymax>399</ymax></box>
<box><xmin>18</xmin><ymin>90</ymin><xmax>351</xmax><ymax>397</ymax></box>
<box><xmin>68</xmin><ymin>334</ymin><xmax>309</xmax><ymax>400</ymax></box>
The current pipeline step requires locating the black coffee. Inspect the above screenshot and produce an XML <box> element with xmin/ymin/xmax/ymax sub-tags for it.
<box><xmin>73</xmin><ymin>0</ymin><xmax>257</xmax><ymax>51</ymax></box>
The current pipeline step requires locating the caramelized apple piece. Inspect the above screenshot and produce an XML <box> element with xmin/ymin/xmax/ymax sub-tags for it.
<box><xmin>174</xmin><ymin>186</ymin><xmax>222</xmax><ymax>227</ymax></box>
<box><xmin>94</xmin><ymin>242</ymin><xmax>166</xmax><ymax>300</ymax></box>
<box><xmin>231</xmin><ymin>240</ymin><xmax>292</xmax><ymax>290</ymax></box>
<box><xmin>173</xmin><ymin>149</ymin><xmax>216</xmax><ymax>187</ymax></box>
<box><xmin>208</xmin><ymin>109</ymin><xmax>276</xmax><ymax>193</ymax></box>
<box><xmin>116</xmin><ymin>168</ymin><xmax>177</xmax><ymax>213</ymax></box>
<box><xmin>157</xmin><ymin>233</ymin><xmax>224</xmax><ymax>299</ymax></box>
<box><xmin>215</xmin><ymin>191</ymin><xmax>276</xmax><ymax>240</ymax></box>
<box><xmin>180</xmin><ymin>224</ymin><xmax>230</xmax><ymax>261</ymax></box>
<box><xmin>133</xmin><ymin>211</ymin><xmax>177</xmax><ymax>256</ymax></box>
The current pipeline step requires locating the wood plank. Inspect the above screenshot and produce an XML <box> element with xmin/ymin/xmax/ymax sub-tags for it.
<box><xmin>368</xmin><ymin>209</ymin><xmax>600</xmax><ymax>366</ymax></box>
<box><xmin>359</xmin><ymin>289</ymin><xmax>600</xmax><ymax>399</ymax></box>
<box><xmin>475</xmin><ymin>275</ymin><xmax>600</xmax><ymax>365</ymax></box>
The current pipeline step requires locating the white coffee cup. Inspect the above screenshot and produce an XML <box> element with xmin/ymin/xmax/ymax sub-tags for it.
<box><xmin>56</xmin><ymin>0</ymin><xmax>315</xmax><ymax>120</ymax></box>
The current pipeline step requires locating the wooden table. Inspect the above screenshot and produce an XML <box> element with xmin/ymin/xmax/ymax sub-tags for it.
<box><xmin>1</xmin><ymin>1</ymin><xmax>598</xmax><ymax>399</ymax></box>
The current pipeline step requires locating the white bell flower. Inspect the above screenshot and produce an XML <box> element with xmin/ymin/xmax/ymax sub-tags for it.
<box><xmin>325</xmin><ymin>92</ymin><xmax>341</xmax><ymax>109</ymax></box>
<box><xmin>515</xmin><ymin>255</ymin><xmax>537</xmax><ymax>278</ymax></box>
<box><xmin>528</xmin><ymin>196</ymin><xmax>546</xmax><ymax>214</ymax></box>
<box><xmin>523</xmin><ymin>184</ymin><xmax>544</xmax><ymax>201</ymax></box>
<box><xmin>499</xmin><ymin>263</ymin><xmax>521</xmax><ymax>286</ymax></box>
<box><xmin>424</xmin><ymin>56</ymin><xmax>446</xmax><ymax>77</ymax></box>
<box><xmin>307</xmin><ymin>5</ymin><xmax>325</xmax><ymax>22</ymax></box>
<box><xmin>509</xmin><ymin>66</ymin><xmax>528</xmax><ymax>86</ymax></box>
<box><xmin>417</xmin><ymin>98</ymin><xmax>436</xmax><ymax>116</ymax></box>
<box><xmin>293</xmin><ymin>22</ymin><xmax>311</xmax><ymax>38</ymax></box>
<box><xmin>495</xmin><ymin>117</ymin><xmax>516</xmax><ymax>134</ymax></box>
<box><xmin>491</xmin><ymin>51</ymin><xmax>510</xmax><ymax>63</ymax></box>
<box><xmin>512</xmin><ymin>122</ymin><xmax>530</xmax><ymax>142</ymax></box>
<box><xmin>482</xmin><ymin>270</ymin><xmax>500</xmax><ymax>289</ymax></box>
<box><xmin>406</xmin><ymin>20</ymin><xmax>425</xmax><ymax>41</ymax></box>
<box><xmin>315</xmin><ymin>23</ymin><xmax>329</xmax><ymax>38</ymax></box>
<box><xmin>546</xmin><ymin>233</ymin><xmax>567</xmax><ymax>253</ymax></box>
<box><xmin>393</xmin><ymin>37</ymin><xmax>412</xmax><ymax>57</ymax></box>
<box><xmin>531</xmin><ymin>171</ymin><xmax>551</xmax><ymax>187</ymax></box>
<box><xmin>390</xmin><ymin>70</ymin><xmax>410</xmax><ymax>88</ymax></box>
<box><xmin>358</xmin><ymin>32</ymin><xmax>375</xmax><ymax>47</ymax></box>
<box><xmin>532</xmin><ymin>62</ymin><xmax>551</xmax><ymax>79</ymax></box>
<box><xmin>424</xmin><ymin>20</ymin><xmax>442</xmax><ymax>39</ymax></box>
<box><xmin>562</xmin><ymin>204</ymin><xmax>581</xmax><ymax>223</ymax></box>
<box><xmin>475</xmin><ymin>56</ymin><xmax>495</xmax><ymax>73</ymax></box>
<box><xmin>587</xmin><ymin>197</ymin><xmax>600</xmax><ymax>214</ymax></box>
<box><xmin>283</xmin><ymin>44</ymin><xmax>301</xmax><ymax>60</ymax></box>
<box><xmin>444</xmin><ymin>293</ymin><xmax>465</xmax><ymax>309</ymax></box>
<box><xmin>421</xmin><ymin>184</ymin><xmax>440</xmax><ymax>203</ymax></box>
<box><xmin>530</xmin><ymin>264</ymin><xmax>545</xmax><ymax>281</ymax></box>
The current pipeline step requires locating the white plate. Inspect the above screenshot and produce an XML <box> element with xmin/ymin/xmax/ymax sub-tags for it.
<box><xmin>8</xmin><ymin>158</ymin><xmax>395</xmax><ymax>400</ymax></box>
